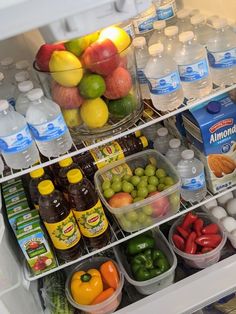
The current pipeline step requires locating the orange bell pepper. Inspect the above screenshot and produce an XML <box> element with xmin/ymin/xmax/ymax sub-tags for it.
<box><xmin>91</xmin><ymin>287</ymin><xmax>115</xmax><ymax>305</ymax></box>
<box><xmin>100</xmin><ymin>260</ymin><xmax>119</xmax><ymax>290</ymax></box>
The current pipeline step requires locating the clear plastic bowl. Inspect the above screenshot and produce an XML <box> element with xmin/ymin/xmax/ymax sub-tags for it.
<box><xmin>169</xmin><ymin>212</ymin><xmax>227</xmax><ymax>269</ymax></box>
<box><xmin>113</xmin><ymin>228</ymin><xmax>177</xmax><ymax>295</ymax></box>
<box><xmin>65</xmin><ymin>257</ymin><xmax>124</xmax><ymax>314</ymax></box>
<box><xmin>94</xmin><ymin>149</ymin><xmax>181</xmax><ymax>232</ymax></box>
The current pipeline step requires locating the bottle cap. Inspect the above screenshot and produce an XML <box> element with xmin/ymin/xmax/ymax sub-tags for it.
<box><xmin>207</xmin><ymin>101</ymin><xmax>221</xmax><ymax>114</ymax></box>
<box><xmin>177</xmin><ymin>9</ymin><xmax>190</xmax><ymax>19</ymax></box>
<box><xmin>179</xmin><ymin>31</ymin><xmax>194</xmax><ymax>43</ymax></box>
<box><xmin>189</xmin><ymin>9</ymin><xmax>200</xmax><ymax>17</ymax></box>
<box><xmin>191</xmin><ymin>14</ymin><xmax>206</xmax><ymax>25</ymax></box>
<box><xmin>0</xmin><ymin>57</ymin><xmax>14</xmax><ymax>66</ymax></box>
<box><xmin>27</xmin><ymin>88</ymin><xmax>44</xmax><ymax>101</ymax></box>
<box><xmin>134</xmin><ymin>130</ymin><xmax>141</xmax><ymax>137</ymax></box>
<box><xmin>153</xmin><ymin>20</ymin><xmax>166</xmax><ymax>30</ymax></box>
<box><xmin>59</xmin><ymin>157</ymin><xmax>73</xmax><ymax>168</ymax></box>
<box><xmin>157</xmin><ymin>127</ymin><xmax>168</xmax><ymax>137</ymax></box>
<box><xmin>213</xmin><ymin>18</ymin><xmax>228</xmax><ymax>29</ymax></box>
<box><xmin>30</xmin><ymin>168</ymin><xmax>45</xmax><ymax>179</ymax></box>
<box><xmin>15</xmin><ymin>60</ymin><xmax>30</xmax><ymax>70</ymax></box>
<box><xmin>0</xmin><ymin>100</ymin><xmax>9</xmax><ymax>111</ymax></box>
<box><xmin>133</xmin><ymin>37</ymin><xmax>146</xmax><ymax>48</ymax></box>
<box><xmin>67</xmin><ymin>168</ymin><xmax>83</xmax><ymax>184</ymax></box>
<box><xmin>38</xmin><ymin>180</ymin><xmax>54</xmax><ymax>195</ymax></box>
<box><xmin>15</xmin><ymin>71</ymin><xmax>30</xmax><ymax>82</ymax></box>
<box><xmin>164</xmin><ymin>26</ymin><xmax>179</xmax><ymax>37</ymax></box>
<box><xmin>149</xmin><ymin>43</ymin><xmax>164</xmax><ymax>56</ymax></box>
<box><xmin>0</xmin><ymin>72</ymin><xmax>4</xmax><ymax>81</ymax></box>
<box><xmin>181</xmin><ymin>149</ymin><xmax>194</xmax><ymax>160</ymax></box>
<box><xmin>18</xmin><ymin>80</ymin><xmax>33</xmax><ymax>93</ymax></box>
<box><xmin>169</xmin><ymin>138</ymin><xmax>181</xmax><ymax>149</ymax></box>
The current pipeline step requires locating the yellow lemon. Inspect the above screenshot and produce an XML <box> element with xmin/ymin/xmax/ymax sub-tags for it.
<box><xmin>49</xmin><ymin>51</ymin><xmax>83</xmax><ymax>87</ymax></box>
<box><xmin>99</xmin><ymin>26</ymin><xmax>131</xmax><ymax>53</ymax></box>
<box><xmin>80</xmin><ymin>98</ymin><xmax>109</xmax><ymax>129</ymax></box>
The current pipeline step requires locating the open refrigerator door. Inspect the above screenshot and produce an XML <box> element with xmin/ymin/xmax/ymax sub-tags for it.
<box><xmin>1</xmin><ymin>0</ymin><xmax>236</xmax><ymax>313</ymax></box>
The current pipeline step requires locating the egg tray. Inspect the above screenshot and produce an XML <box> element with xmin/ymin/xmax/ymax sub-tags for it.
<box><xmin>202</xmin><ymin>195</ymin><xmax>236</xmax><ymax>249</ymax></box>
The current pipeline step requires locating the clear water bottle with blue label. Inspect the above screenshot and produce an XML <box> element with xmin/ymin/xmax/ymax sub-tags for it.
<box><xmin>206</xmin><ymin>18</ymin><xmax>236</xmax><ymax>86</ymax></box>
<box><xmin>174</xmin><ymin>31</ymin><xmax>212</xmax><ymax>99</ymax></box>
<box><xmin>26</xmin><ymin>88</ymin><xmax>73</xmax><ymax>158</ymax></box>
<box><xmin>166</xmin><ymin>138</ymin><xmax>182</xmax><ymax>166</ymax></box>
<box><xmin>190</xmin><ymin>15</ymin><xmax>212</xmax><ymax>47</ymax></box>
<box><xmin>15</xmin><ymin>80</ymin><xmax>34</xmax><ymax>116</ymax></box>
<box><xmin>133</xmin><ymin>37</ymin><xmax>150</xmax><ymax>100</ymax></box>
<box><xmin>0</xmin><ymin>99</ymin><xmax>39</xmax><ymax>169</ymax></box>
<box><xmin>133</xmin><ymin>4</ymin><xmax>157</xmax><ymax>39</ymax></box>
<box><xmin>148</xmin><ymin>20</ymin><xmax>167</xmax><ymax>47</ymax></box>
<box><xmin>153</xmin><ymin>127</ymin><xmax>172</xmax><ymax>155</ymax></box>
<box><xmin>144</xmin><ymin>42</ymin><xmax>184</xmax><ymax>111</ymax></box>
<box><xmin>153</xmin><ymin>0</ymin><xmax>177</xmax><ymax>24</ymax></box>
<box><xmin>0</xmin><ymin>57</ymin><xmax>15</xmax><ymax>83</ymax></box>
<box><xmin>164</xmin><ymin>26</ymin><xmax>180</xmax><ymax>57</ymax></box>
<box><xmin>176</xmin><ymin>9</ymin><xmax>193</xmax><ymax>33</ymax></box>
<box><xmin>0</xmin><ymin>72</ymin><xmax>15</xmax><ymax>108</ymax></box>
<box><xmin>177</xmin><ymin>149</ymin><xmax>207</xmax><ymax>202</ymax></box>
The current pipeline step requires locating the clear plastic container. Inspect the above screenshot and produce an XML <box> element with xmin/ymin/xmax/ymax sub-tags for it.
<box><xmin>169</xmin><ymin>213</ymin><xmax>226</xmax><ymax>269</ymax></box>
<box><xmin>65</xmin><ymin>257</ymin><xmax>124</xmax><ymax>314</ymax></box>
<box><xmin>94</xmin><ymin>150</ymin><xmax>181</xmax><ymax>232</ymax></box>
<box><xmin>113</xmin><ymin>228</ymin><xmax>177</xmax><ymax>295</ymax></box>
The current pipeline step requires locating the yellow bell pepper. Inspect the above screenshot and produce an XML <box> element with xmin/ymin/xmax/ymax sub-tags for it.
<box><xmin>71</xmin><ymin>268</ymin><xmax>103</xmax><ymax>305</ymax></box>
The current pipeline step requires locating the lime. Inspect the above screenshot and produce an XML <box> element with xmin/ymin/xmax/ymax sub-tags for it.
<box><xmin>122</xmin><ymin>182</ymin><xmax>134</xmax><ymax>193</ymax></box>
<box><xmin>147</xmin><ymin>184</ymin><xmax>157</xmax><ymax>193</ymax></box>
<box><xmin>102</xmin><ymin>180</ymin><xmax>111</xmax><ymax>190</ymax></box>
<box><xmin>104</xmin><ymin>188</ymin><xmax>114</xmax><ymax>199</ymax></box>
<box><xmin>80</xmin><ymin>97</ymin><xmax>108</xmax><ymax>128</ymax></box>
<box><xmin>137</xmin><ymin>187</ymin><xmax>148</xmax><ymax>198</ymax></box>
<box><xmin>148</xmin><ymin>176</ymin><xmax>159</xmax><ymax>186</ymax></box>
<box><xmin>79</xmin><ymin>74</ymin><xmax>106</xmax><ymax>99</ymax></box>
<box><xmin>65</xmin><ymin>37</ymin><xmax>90</xmax><ymax>57</ymax></box>
<box><xmin>156</xmin><ymin>168</ymin><xmax>167</xmax><ymax>179</ymax></box>
<box><xmin>134</xmin><ymin>167</ymin><xmax>145</xmax><ymax>176</ymax></box>
<box><xmin>130</xmin><ymin>176</ymin><xmax>141</xmax><ymax>186</ymax></box>
<box><xmin>111</xmin><ymin>182</ymin><xmax>122</xmax><ymax>192</ymax></box>
<box><xmin>108</xmin><ymin>94</ymin><xmax>136</xmax><ymax>119</ymax></box>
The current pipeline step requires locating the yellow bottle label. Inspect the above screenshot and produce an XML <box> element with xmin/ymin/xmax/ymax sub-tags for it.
<box><xmin>44</xmin><ymin>212</ymin><xmax>81</xmax><ymax>250</ymax></box>
<box><xmin>73</xmin><ymin>200</ymin><xmax>109</xmax><ymax>238</ymax></box>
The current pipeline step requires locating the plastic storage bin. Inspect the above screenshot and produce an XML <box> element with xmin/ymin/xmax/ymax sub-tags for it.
<box><xmin>65</xmin><ymin>257</ymin><xmax>124</xmax><ymax>314</ymax></box>
<box><xmin>94</xmin><ymin>149</ymin><xmax>181</xmax><ymax>232</ymax></box>
<box><xmin>113</xmin><ymin>228</ymin><xmax>177</xmax><ymax>295</ymax></box>
<box><xmin>169</xmin><ymin>213</ymin><xmax>226</xmax><ymax>269</ymax></box>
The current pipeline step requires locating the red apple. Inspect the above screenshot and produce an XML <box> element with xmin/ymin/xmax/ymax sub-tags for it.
<box><xmin>149</xmin><ymin>192</ymin><xmax>170</xmax><ymax>218</ymax></box>
<box><xmin>108</xmin><ymin>192</ymin><xmax>133</xmax><ymax>208</ymax></box>
<box><xmin>52</xmin><ymin>81</ymin><xmax>84</xmax><ymax>109</ymax></box>
<box><xmin>104</xmin><ymin>67</ymin><xmax>132</xmax><ymax>99</ymax></box>
<box><xmin>35</xmin><ymin>43</ymin><xmax>65</xmax><ymax>71</ymax></box>
<box><xmin>82</xmin><ymin>39</ymin><xmax>120</xmax><ymax>76</ymax></box>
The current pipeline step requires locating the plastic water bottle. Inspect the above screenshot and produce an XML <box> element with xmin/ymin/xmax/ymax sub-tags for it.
<box><xmin>153</xmin><ymin>127</ymin><xmax>171</xmax><ymax>154</ymax></box>
<box><xmin>15</xmin><ymin>60</ymin><xmax>38</xmax><ymax>85</ymax></box>
<box><xmin>140</xmin><ymin>109</ymin><xmax>163</xmax><ymax>143</ymax></box>
<box><xmin>15</xmin><ymin>80</ymin><xmax>34</xmax><ymax>116</ymax></box>
<box><xmin>164</xmin><ymin>26</ymin><xmax>180</xmax><ymax>57</ymax></box>
<box><xmin>0</xmin><ymin>72</ymin><xmax>15</xmax><ymax>108</ymax></box>
<box><xmin>0</xmin><ymin>57</ymin><xmax>15</xmax><ymax>82</ymax></box>
<box><xmin>166</xmin><ymin>138</ymin><xmax>182</xmax><ymax>166</ymax></box>
<box><xmin>26</xmin><ymin>88</ymin><xmax>73</xmax><ymax>158</ymax></box>
<box><xmin>177</xmin><ymin>149</ymin><xmax>207</xmax><ymax>202</ymax></box>
<box><xmin>148</xmin><ymin>20</ymin><xmax>166</xmax><ymax>47</ymax></box>
<box><xmin>206</xmin><ymin>18</ymin><xmax>236</xmax><ymax>86</ymax></box>
<box><xmin>133</xmin><ymin>37</ymin><xmax>150</xmax><ymax>100</ymax></box>
<box><xmin>120</xmin><ymin>20</ymin><xmax>135</xmax><ymax>39</ymax></box>
<box><xmin>153</xmin><ymin>0</ymin><xmax>177</xmax><ymax>24</ymax></box>
<box><xmin>174</xmin><ymin>31</ymin><xmax>212</xmax><ymax>99</ymax></box>
<box><xmin>133</xmin><ymin>4</ymin><xmax>157</xmax><ymax>39</ymax></box>
<box><xmin>144</xmin><ymin>43</ymin><xmax>184</xmax><ymax>111</ymax></box>
<box><xmin>0</xmin><ymin>99</ymin><xmax>39</xmax><ymax>169</ymax></box>
<box><xmin>14</xmin><ymin>71</ymin><xmax>30</xmax><ymax>84</ymax></box>
<box><xmin>190</xmin><ymin>15</ymin><xmax>212</xmax><ymax>47</ymax></box>
<box><xmin>176</xmin><ymin>9</ymin><xmax>192</xmax><ymax>33</ymax></box>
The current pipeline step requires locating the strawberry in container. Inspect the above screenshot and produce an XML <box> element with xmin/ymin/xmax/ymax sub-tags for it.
<box><xmin>169</xmin><ymin>212</ymin><xmax>226</xmax><ymax>269</ymax></box>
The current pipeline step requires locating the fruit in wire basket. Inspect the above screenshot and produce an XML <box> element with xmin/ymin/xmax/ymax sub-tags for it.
<box><xmin>104</xmin><ymin>67</ymin><xmax>132</xmax><ymax>99</ymax></box>
<box><xmin>52</xmin><ymin>81</ymin><xmax>84</xmax><ymax>109</ymax></box>
<box><xmin>80</xmin><ymin>97</ymin><xmax>108</xmax><ymax>128</ymax></box>
<box><xmin>35</xmin><ymin>43</ymin><xmax>65</xmax><ymax>72</ymax></box>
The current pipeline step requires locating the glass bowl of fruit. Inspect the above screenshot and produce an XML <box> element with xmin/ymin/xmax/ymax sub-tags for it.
<box><xmin>94</xmin><ymin>149</ymin><xmax>181</xmax><ymax>233</ymax></box>
<box><xmin>34</xmin><ymin>26</ymin><xmax>143</xmax><ymax>141</ymax></box>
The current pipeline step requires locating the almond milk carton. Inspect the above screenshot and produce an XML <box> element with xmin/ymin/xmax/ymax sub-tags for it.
<box><xmin>182</xmin><ymin>93</ymin><xmax>236</xmax><ymax>193</ymax></box>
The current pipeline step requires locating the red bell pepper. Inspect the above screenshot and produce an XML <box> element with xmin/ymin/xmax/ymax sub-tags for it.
<box><xmin>202</xmin><ymin>224</ymin><xmax>219</xmax><ymax>235</ymax></box>
<box><xmin>176</xmin><ymin>226</ymin><xmax>189</xmax><ymax>239</ymax></box>
<box><xmin>185</xmin><ymin>231</ymin><xmax>197</xmax><ymax>254</ymax></box>
<box><xmin>201</xmin><ymin>247</ymin><xmax>213</xmax><ymax>253</ymax></box>
<box><xmin>172</xmin><ymin>234</ymin><xmax>185</xmax><ymax>251</ymax></box>
<box><xmin>195</xmin><ymin>234</ymin><xmax>222</xmax><ymax>248</ymax></box>
<box><xmin>181</xmin><ymin>212</ymin><xmax>198</xmax><ymax>230</ymax></box>
<box><xmin>193</xmin><ymin>218</ymin><xmax>204</xmax><ymax>237</ymax></box>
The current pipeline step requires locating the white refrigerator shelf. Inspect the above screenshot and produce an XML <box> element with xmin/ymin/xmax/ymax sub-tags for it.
<box><xmin>1</xmin><ymin>83</ymin><xmax>236</xmax><ymax>184</ymax></box>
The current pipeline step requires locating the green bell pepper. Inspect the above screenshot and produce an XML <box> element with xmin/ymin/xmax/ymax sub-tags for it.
<box><xmin>126</xmin><ymin>232</ymin><xmax>155</xmax><ymax>256</ymax></box>
<box><xmin>130</xmin><ymin>249</ymin><xmax>170</xmax><ymax>281</ymax></box>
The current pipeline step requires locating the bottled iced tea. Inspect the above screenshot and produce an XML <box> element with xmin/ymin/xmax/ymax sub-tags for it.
<box><xmin>29</xmin><ymin>168</ymin><xmax>50</xmax><ymax>209</ymax></box>
<box><xmin>38</xmin><ymin>180</ymin><xmax>82</xmax><ymax>261</ymax></box>
<box><xmin>67</xmin><ymin>169</ymin><xmax>110</xmax><ymax>250</ymax></box>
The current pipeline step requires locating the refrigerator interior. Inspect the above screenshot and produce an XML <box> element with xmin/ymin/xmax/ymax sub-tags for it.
<box><xmin>1</xmin><ymin>0</ymin><xmax>236</xmax><ymax>313</ymax></box>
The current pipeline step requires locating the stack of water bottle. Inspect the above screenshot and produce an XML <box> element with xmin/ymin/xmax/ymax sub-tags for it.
<box><xmin>153</xmin><ymin>126</ymin><xmax>207</xmax><ymax>203</ymax></box>
<box><xmin>133</xmin><ymin>1</ymin><xmax>236</xmax><ymax>112</ymax></box>
<box><xmin>0</xmin><ymin>58</ymin><xmax>72</xmax><ymax>172</ymax></box>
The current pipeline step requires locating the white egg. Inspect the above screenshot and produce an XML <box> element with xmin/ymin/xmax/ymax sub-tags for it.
<box><xmin>211</xmin><ymin>206</ymin><xmax>227</xmax><ymax>220</ymax></box>
<box><xmin>217</xmin><ymin>192</ymin><xmax>234</xmax><ymax>207</ymax></box>
<box><xmin>226</xmin><ymin>198</ymin><xmax>236</xmax><ymax>216</ymax></box>
<box><xmin>222</xmin><ymin>217</ymin><xmax>236</xmax><ymax>232</ymax></box>
<box><xmin>204</xmin><ymin>199</ymin><xmax>218</xmax><ymax>210</ymax></box>
<box><xmin>231</xmin><ymin>229</ymin><xmax>236</xmax><ymax>238</ymax></box>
